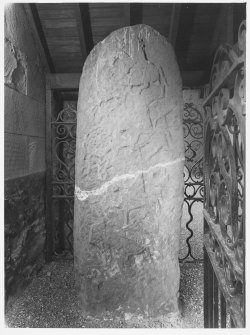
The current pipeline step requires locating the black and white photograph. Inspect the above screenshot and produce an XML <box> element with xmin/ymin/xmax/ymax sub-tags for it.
<box><xmin>3</xmin><ymin>0</ymin><xmax>247</xmax><ymax>329</ymax></box>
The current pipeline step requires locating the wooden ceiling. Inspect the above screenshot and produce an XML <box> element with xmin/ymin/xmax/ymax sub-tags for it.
<box><xmin>29</xmin><ymin>2</ymin><xmax>246</xmax><ymax>89</ymax></box>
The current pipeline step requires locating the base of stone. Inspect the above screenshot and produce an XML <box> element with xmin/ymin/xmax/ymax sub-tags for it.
<box><xmin>80</xmin><ymin>309</ymin><xmax>183</xmax><ymax>328</ymax></box>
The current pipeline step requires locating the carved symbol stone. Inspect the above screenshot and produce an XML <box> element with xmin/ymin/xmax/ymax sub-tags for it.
<box><xmin>74</xmin><ymin>24</ymin><xmax>184</xmax><ymax>316</ymax></box>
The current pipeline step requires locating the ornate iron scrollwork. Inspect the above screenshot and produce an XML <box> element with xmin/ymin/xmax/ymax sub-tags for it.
<box><xmin>203</xmin><ymin>20</ymin><xmax>245</xmax><ymax>328</ymax></box>
<box><xmin>51</xmin><ymin>103</ymin><xmax>77</xmax><ymax>255</ymax></box>
<box><xmin>180</xmin><ymin>101</ymin><xmax>204</xmax><ymax>261</ymax></box>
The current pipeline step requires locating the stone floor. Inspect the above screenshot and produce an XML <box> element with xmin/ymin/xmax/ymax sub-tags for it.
<box><xmin>5</xmin><ymin>260</ymin><xmax>204</xmax><ymax>328</ymax></box>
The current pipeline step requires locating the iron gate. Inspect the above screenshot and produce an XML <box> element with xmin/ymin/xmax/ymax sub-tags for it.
<box><xmin>180</xmin><ymin>100</ymin><xmax>204</xmax><ymax>261</ymax></box>
<box><xmin>203</xmin><ymin>21</ymin><xmax>245</xmax><ymax>328</ymax></box>
<box><xmin>50</xmin><ymin>102</ymin><xmax>77</xmax><ymax>258</ymax></box>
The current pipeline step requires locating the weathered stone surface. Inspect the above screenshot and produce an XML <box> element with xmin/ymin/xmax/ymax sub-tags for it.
<box><xmin>5</xmin><ymin>4</ymin><xmax>43</xmax><ymax>65</ymax></box>
<box><xmin>4</xmin><ymin>38</ymin><xmax>28</xmax><ymax>95</ymax></box>
<box><xmin>4</xmin><ymin>86</ymin><xmax>45</xmax><ymax>138</ymax></box>
<box><xmin>27</xmin><ymin>58</ymin><xmax>46</xmax><ymax>104</ymax></box>
<box><xmin>4</xmin><ymin>4</ymin><xmax>46</xmax><ymax>103</ymax></box>
<box><xmin>4</xmin><ymin>39</ymin><xmax>18</xmax><ymax>85</ymax></box>
<box><xmin>74</xmin><ymin>25</ymin><xmax>184</xmax><ymax>316</ymax></box>
<box><xmin>4</xmin><ymin>133</ymin><xmax>45</xmax><ymax>180</ymax></box>
<box><xmin>28</xmin><ymin>137</ymin><xmax>46</xmax><ymax>174</ymax></box>
<box><xmin>4</xmin><ymin>133</ymin><xmax>29</xmax><ymax>179</ymax></box>
<box><xmin>4</xmin><ymin>3</ymin><xmax>46</xmax><ymax>306</ymax></box>
<box><xmin>4</xmin><ymin>3</ymin><xmax>46</xmax><ymax>179</ymax></box>
<box><xmin>5</xmin><ymin>172</ymin><xmax>46</xmax><ymax>304</ymax></box>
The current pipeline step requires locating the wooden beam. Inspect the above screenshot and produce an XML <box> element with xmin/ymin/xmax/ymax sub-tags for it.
<box><xmin>61</xmin><ymin>91</ymin><xmax>79</xmax><ymax>101</ymax></box>
<box><xmin>29</xmin><ymin>4</ymin><xmax>55</xmax><ymax>73</ymax></box>
<box><xmin>23</xmin><ymin>4</ymin><xmax>50</xmax><ymax>72</ymax></box>
<box><xmin>168</xmin><ymin>3</ymin><xmax>181</xmax><ymax>48</ymax></box>
<box><xmin>123</xmin><ymin>3</ymin><xmax>131</xmax><ymax>26</ymax></box>
<box><xmin>130</xmin><ymin>3</ymin><xmax>143</xmax><ymax>25</ymax></box>
<box><xmin>47</xmin><ymin>73</ymin><xmax>81</xmax><ymax>90</ymax></box>
<box><xmin>75</xmin><ymin>3</ymin><xmax>93</xmax><ymax>60</ymax></box>
<box><xmin>47</xmin><ymin>71</ymin><xmax>207</xmax><ymax>91</ymax></box>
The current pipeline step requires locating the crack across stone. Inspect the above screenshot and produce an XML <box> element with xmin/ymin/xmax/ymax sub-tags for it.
<box><xmin>75</xmin><ymin>157</ymin><xmax>185</xmax><ymax>201</ymax></box>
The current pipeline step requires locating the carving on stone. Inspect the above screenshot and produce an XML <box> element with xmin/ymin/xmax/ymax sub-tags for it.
<box><xmin>74</xmin><ymin>25</ymin><xmax>184</xmax><ymax>315</ymax></box>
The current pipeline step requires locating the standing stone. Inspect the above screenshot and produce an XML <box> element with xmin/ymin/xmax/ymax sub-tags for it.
<box><xmin>74</xmin><ymin>25</ymin><xmax>184</xmax><ymax>316</ymax></box>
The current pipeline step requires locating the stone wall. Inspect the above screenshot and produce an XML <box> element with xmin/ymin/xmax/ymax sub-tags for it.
<box><xmin>4</xmin><ymin>4</ymin><xmax>46</xmax><ymax>303</ymax></box>
<box><xmin>75</xmin><ymin>25</ymin><xmax>184</xmax><ymax>316</ymax></box>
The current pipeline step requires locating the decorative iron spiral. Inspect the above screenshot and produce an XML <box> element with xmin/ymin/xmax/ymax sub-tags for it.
<box><xmin>180</xmin><ymin>102</ymin><xmax>204</xmax><ymax>261</ymax></box>
<box><xmin>203</xmin><ymin>20</ymin><xmax>245</xmax><ymax>327</ymax></box>
<box><xmin>51</xmin><ymin>104</ymin><xmax>77</xmax><ymax>255</ymax></box>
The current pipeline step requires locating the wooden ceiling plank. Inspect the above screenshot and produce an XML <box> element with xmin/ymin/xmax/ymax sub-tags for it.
<box><xmin>168</xmin><ymin>4</ymin><xmax>181</xmax><ymax>47</ymax></box>
<box><xmin>90</xmin><ymin>8</ymin><xmax>123</xmax><ymax>18</ymax></box>
<box><xmin>50</xmin><ymin>51</ymin><xmax>82</xmax><ymax>57</ymax></box>
<box><xmin>49</xmin><ymin>45</ymin><xmax>81</xmax><ymax>53</ymax></box>
<box><xmin>89</xmin><ymin>3</ymin><xmax>122</xmax><ymax>10</ymax></box>
<box><xmin>36</xmin><ymin>3</ymin><xmax>72</xmax><ymax>11</ymax></box>
<box><xmin>75</xmin><ymin>3</ymin><xmax>94</xmax><ymax>60</ymax></box>
<box><xmin>47</xmin><ymin>73</ymin><xmax>81</xmax><ymax>90</ymax></box>
<box><xmin>44</xmin><ymin>27</ymin><xmax>79</xmax><ymax>38</ymax></box>
<box><xmin>91</xmin><ymin>18</ymin><xmax>126</xmax><ymax>26</ymax></box>
<box><xmin>42</xmin><ymin>19</ymin><xmax>77</xmax><ymax>29</ymax></box>
<box><xmin>49</xmin><ymin>54</ymin><xmax>81</xmax><ymax>58</ymax></box>
<box><xmin>37</xmin><ymin>9</ymin><xmax>76</xmax><ymax>20</ymax></box>
<box><xmin>46</xmin><ymin>37</ymin><xmax>81</xmax><ymax>45</ymax></box>
<box><xmin>23</xmin><ymin>4</ymin><xmax>50</xmax><ymax>72</ymax></box>
<box><xmin>29</xmin><ymin>4</ymin><xmax>55</xmax><ymax>73</ymax></box>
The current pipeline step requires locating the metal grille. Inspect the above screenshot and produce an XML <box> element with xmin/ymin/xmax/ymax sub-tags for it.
<box><xmin>51</xmin><ymin>103</ymin><xmax>76</xmax><ymax>256</ymax></box>
<box><xmin>180</xmin><ymin>101</ymin><xmax>204</xmax><ymax>261</ymax></box>
<box><xmin>203</xmin><ymin>20</ymin><xmax>245</xmax><ymax>328</ymax></box>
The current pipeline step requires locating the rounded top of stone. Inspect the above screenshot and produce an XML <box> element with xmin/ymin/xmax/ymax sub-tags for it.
<box><xmin>92</xmin><ymin>25</ymin><xmax>168</xmax><ymax>52</ymax></box>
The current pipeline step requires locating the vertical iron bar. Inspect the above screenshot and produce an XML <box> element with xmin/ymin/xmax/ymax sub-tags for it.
<box><xmin>204</xmin><ymin>245</ymin><xmax>210</xmax><ymax>327</ymax></box>
<box><xmin>220</xmin><ymin>291</ymin><xmax>227</xmax><ymax>328</ymax></box>
<box><xmin>208</xmin><ymin>255</ymin><xmax>214</xmax><ymax>327</ymax></box>
<box><xmin>45</xmin><ymin>78</ymin><xmax>54</xmax><ymax>262</ymax></box>
<box><xmin>213</xmin><ymin>271</ymin><xmax>219</xmax><ymax>327</ymax></box>
<box><xmin>58</xmin><ymin>199</ymin><xmax>65</xmax><ymax>252</ymax></box>
<box><xmin>58</xmin><ymin>134</ymin><xmax>65</xmax><ymax>253</ymax></box>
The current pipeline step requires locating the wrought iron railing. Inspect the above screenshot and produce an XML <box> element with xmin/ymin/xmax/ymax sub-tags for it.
<box><xmin>203</xmin><ymin>20</ymin><xmax>245</xmax><ymax>328</ymax></box>
<box><xmin>51</xmin><ymin>103</ymin><xmax>76</xmax><ymax>256</ymax></box>
<box><xmin>180</xmin><ymin>101</ymin><xmax>204</xmax><ymax>261</ymax></box>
